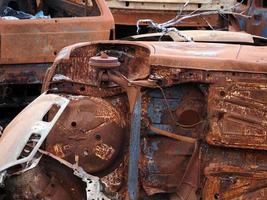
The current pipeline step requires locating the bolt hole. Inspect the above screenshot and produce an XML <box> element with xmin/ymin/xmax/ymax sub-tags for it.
<box><xmin>218</xmin><ymin>112</ymin><xmax>224</xmax><ymax>120</ymax></box>
<box><xmin>95</xmin><ymin>134</ymin><xmax>101</xmax><ymax>141</ymax></box>
<box><xmin>80</xmin><ymin>86</ymin><xmax>85</xmax><ymax>91</ymax></box>
<box><xmin>220</xmin><ymin>91</ymin><xmax>226</xmax><ymax>97</ymax></box>
<box><xmin>71</xmin><ymin>122</ymin><xmax>77</xmax><ymax>127</ymax></box>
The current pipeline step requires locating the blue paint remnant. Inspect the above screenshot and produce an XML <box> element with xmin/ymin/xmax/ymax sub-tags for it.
<box><xmin>185</xmin><ymin>129</ymin><xmax>193</xmax><ymax>137</ymax></box>
<box><xmin>262</xmin><ymin>28</ymin><xmax>267</xmax><ymax>38</ymax></box>
<box><xmin>143</xmin><ymin>139</ymin><xmax>161</xmax><ymax>185</ymax></box>
<box><xmin>150</xmin><ymin>124</ymin><xmax>175</xmax><ymax>133</ymax></box>
<box><xmin>143</xmin><ymin>139</ymin><xmax>160</xmax><ymax>173</ymax></box>
<box><xmin>261</xmin><ymin>11</ymin><xmax>267</xmax><ymax>37</ymax></box>
<box><xmin>128</xmin><ymin>95</ymin><xmax>142</xmax><ymax>200</ymax></box>
<box><xmin>251</xmin><ymin>10</ymin><xmax>267</xmax><ymax>37</ymax></box>
<box><xmin>149</xmin><ymin>86</ymin><xmax>183</xmax><ymax>99</ymax></box>
<box><xmin>238</xmin><ymin>19</ymin><xmax>246</xmax><ymax>31</ymax></box>
<box><xmin>245</xmin><ymin>8</ymin><xmax>267</xmax><ymax>37</ymax></box>
<box><xmin>148</xmin><ymin>99</ymin><xmax>180</xmax><ymax>123</ymax></box>
<box><xmin>147</xmin><ymin>86</ymin><xmax>183</xmax><ymax>133</ymax></box>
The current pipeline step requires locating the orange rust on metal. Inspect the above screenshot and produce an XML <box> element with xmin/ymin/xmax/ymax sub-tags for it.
<box><xmin>232</xmin><ymin>0</ymin><xmax>267</xmax><ymax>38</ymax></box>
<box><xmin>0</xmin><ymin>0</ymin><xmax>114</xmax><ymax>65</ymax></box>
<box><xmin>45</xmin><ymin>95</ymin><xmax>126</xmax><ymax>174</ymax></box>
<box><xmin>89</xmin><ymin>52</ymin><xmax>121</xmax><ymax>69</ymax></box>
<box><xmin>94</xmin><ymin>143</ymin><xmax>116</xmax><ymax>160</ymax></box>
<box><xmin>112</xmin><ymin>9</ymin><xmax>222</xmax><ymax>27</ymax></box>
<box><xmin>101</xmin><ymin>163</ymin><xmax>124</xmax><ymax>193</ymax></box>
<box><xmin>0</xmin><ymin>0</ymin><xmax>115</xmax><ymax>128</ymax></box>
<box><xmin>4</xmin><ymin>40</ymin><xmax>267</xmax><ymax>199</ymax></box>
<box><xmin>5</xmin><ymin>156</ymin><xmax>87</xmax><ymax>199</ymax></box>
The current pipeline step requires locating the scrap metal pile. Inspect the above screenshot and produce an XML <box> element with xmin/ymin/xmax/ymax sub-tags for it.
<box><xmin>0</xmin><ymin>0</ymin><xmax>267</xmax><ymax>200</ymax></box>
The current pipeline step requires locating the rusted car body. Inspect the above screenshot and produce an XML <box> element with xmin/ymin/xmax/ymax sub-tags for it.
<box><xmin>109</xmin><ymin>0</ymin><xmax>267</xmax><ymax>39</ymax></box>
<box><xmin>232</xmin><ymin>0</ymin><xmax>267</xmax><ymax>37</ymax></box>
<box><xmin>0</xmin><ymin>0</ymin><xmax>114</xmax><ymax>127</ymax></box>
<box><xmin>125</xmin><ymin>30</ymin><xmax>267</xmax><ymax>45</ymax></box>
<box><xmin>106</xmin><ymin>0</ymin><xmax>235</xmax><ymax>27</ymax></box>
<box><xmin>0</xmin><ymin>40</ymin><xmax>267</xmax><ymax>199</ymax></box>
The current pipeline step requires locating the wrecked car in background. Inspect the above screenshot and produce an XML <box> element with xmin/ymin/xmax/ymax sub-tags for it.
<box><xmin>0</xmin><ymin>39</ymin><xmax>267</xmax><ymax>199</ymax></box>
<box><xmin>109</xmin><ymin>0</ymin><xmax>238</xmax><ymax>37</ymax></box>
<box><xmin>112</xmin><ymin>0</ymin><xmax>267</xmax><ymax>39</ymax></box>
<box><xmin>0</xmin><ymin>0</ymin><xmax>114</xmax><ymax>127</ymax></box>
<box><xmin>232</xmin><ymin>0</ymin><xmax>267</xmax><ymax>37</ymax></box>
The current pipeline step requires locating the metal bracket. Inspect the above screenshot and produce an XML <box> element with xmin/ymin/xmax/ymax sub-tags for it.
<box><xmin>39</xmin><ymin>149</ymin><xmax>110</xmax><ymax>200</ymax></box>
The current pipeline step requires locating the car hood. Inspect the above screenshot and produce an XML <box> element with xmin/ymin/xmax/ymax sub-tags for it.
<box><xmin>149</xmin><ymin>42</ymin><xmax>267</xmax><ymax>73</ymax></box>
<box><xmin>55</xmin><ymin>40</ymin><xmax>267</xmax><ymax>74</ymax></box>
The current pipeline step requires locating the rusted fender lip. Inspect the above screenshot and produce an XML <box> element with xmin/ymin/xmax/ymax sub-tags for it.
<box><xmin>54</xmin><ymin>40</ymin><xmax>154</xmax><ymax>62</ymax></box>
<box><xmin>0</xmin><ymin>93</ymin><xmax>69</xmax><ymax>172</ymax></box>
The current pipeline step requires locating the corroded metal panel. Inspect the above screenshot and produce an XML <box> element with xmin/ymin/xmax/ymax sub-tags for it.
<box><xmin>0</xmin><ymin>0</ymin><xmax>114</xmax><ymax>64</ymax></box>
<box><xmin>1</xmin><ymin>41</ymin><xmax>267</xmax><ymax>199</ymax></box>
<box><xmin>233</xmin><ymin>0</ymin><xmax>267</xmax><ymax>37</ymax></box>
<box><xmin>207</xmin><ymin>81</ymin><xmax>267</xmax><ymax>150</ymax></box>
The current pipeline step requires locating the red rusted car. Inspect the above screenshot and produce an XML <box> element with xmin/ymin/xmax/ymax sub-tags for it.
<box><xmin>0</xmin><ymin>0</ymin><xmax>114</xmax><ymax>127</ymax></box>
<box><xmin>0</xmin><ymin>38</ymin><xmax>266</xmax><ymax>199</ymax></box>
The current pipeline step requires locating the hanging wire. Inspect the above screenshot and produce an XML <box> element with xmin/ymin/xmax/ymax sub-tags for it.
<box><xmin>136</xmin><ymin>0</ymin><xmax>250</xmax><ymax>42</ymax></box>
